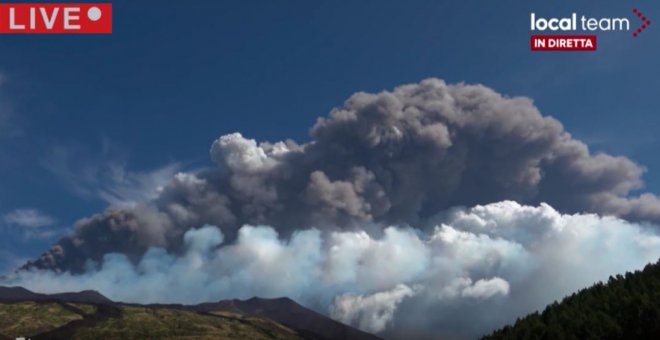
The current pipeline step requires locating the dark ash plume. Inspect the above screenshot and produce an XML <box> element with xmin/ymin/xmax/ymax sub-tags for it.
<box><xmin>23</xmin><ymin>78</ymin><xmax>660</xmax><ymax>272</ymax></box>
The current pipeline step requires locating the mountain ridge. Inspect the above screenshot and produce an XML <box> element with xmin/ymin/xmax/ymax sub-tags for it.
<box><xmin>0</xmin><ymin>286</ymin><xmax>112</xmax><ymax>304</ymax></box>
<box><xmin>0</xmin><ymin>286</ymin><xmax>380</xmax><ymax>340</ymax></box>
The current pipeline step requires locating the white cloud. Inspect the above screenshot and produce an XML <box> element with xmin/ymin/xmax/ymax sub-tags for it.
<box><xmin>330</xmin><ymin>284</ymin><xmax>417</xmax><ymax>333</ymax></box>
<box><xmin>42</xmin><ymin>143</ymin><xmax>182</xmax><ymax>207</ymax></box>
<box><xmin>6</xmin><ymin>201</ymin><xmax>660</xmax><ymax>338</ymax></box>
<box><xmin>461</xmin><ymin>277</ymin><xmax>510</xmax><ymax>299</ymax></box>
<box><xmin>210</xmin><ymin>133</ymin><xmax>285</xmax><ymax>173</ymax></box>
<box><xmin>2</xmin><ymin>209</ymin><xmax>56</xmax><ymax>228</ymax></box>
<box><xmin>1</xmin><ymin>208</ymin><xmax>58</xmax><ymax>240</ymax></box>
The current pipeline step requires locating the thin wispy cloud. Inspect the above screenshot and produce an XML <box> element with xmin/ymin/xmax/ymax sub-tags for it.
<box><xmin>2</xmin><ymin>208</ymin><xmax>56</xmax><ymax>228</ymax></box>
<box><xmin>42</xmin><ymin>142</ymin><xmax>182</xmax><ymax>207</ymax></box>
<box><xmin>1</xmin><ymin>208</ymin><xmax>58</xmax><ymax>240</ymax></box>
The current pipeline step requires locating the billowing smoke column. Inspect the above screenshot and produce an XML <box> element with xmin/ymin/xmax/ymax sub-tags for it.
<box><xmin>24</xmin><ymin>78</ymin><xmax>660</xmax><ymax>272</ymax></box>
<box><xmin>9</xmin><ymin>78</ymin><xmax>660</xmax><ymax>338</ymax></box>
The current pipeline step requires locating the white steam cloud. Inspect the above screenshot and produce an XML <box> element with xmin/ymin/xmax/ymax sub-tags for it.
<box><xmin>330</xmin><ymin>284</ymin><xmax>418</xmax><ymax>333</ymax></box>
<box><xmin>5</xmin><ymin>201</ymin><xmax>660</xmax><ymax>338</ymax></box>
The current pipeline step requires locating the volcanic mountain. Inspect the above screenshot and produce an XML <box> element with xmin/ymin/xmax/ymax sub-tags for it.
<box><xmin>0</xmin><ymin>286</ymin><xmax>380</xmax><ymax>340</ymax></box>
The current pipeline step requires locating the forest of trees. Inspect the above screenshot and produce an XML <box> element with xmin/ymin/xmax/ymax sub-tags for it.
<box><xmin>483</xmin><ymin>259</ymin><xmax>660</xmax><ymax>339</ymax></box>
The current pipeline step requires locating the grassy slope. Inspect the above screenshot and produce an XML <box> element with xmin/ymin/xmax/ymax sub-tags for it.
<box><xmin>0</xmin><ymin>302</ymin><xmax>87</xmax><ymax>338</ymax></box>
<box><xmin>1</xmin><ymin>302</ymin><xmax>304</xmax><ymax>340</ymax></box>
<box><xmin>73</xmin><ymin>306</ymin><xmax>304</xmax><ymax>340</ymax></box>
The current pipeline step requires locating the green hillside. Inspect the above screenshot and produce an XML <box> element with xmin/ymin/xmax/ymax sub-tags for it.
<box><xmin>0</xmin><ymin>301</ymin><xmax>304</xmax><ymax>340</ymax></box>
<box><xmin>484</xmin><ymin>259</ymin><xmax>660</xmax><ymax>340</ymax></box>
<box><xmin>0</xmin><ymin>301</ymin><xmax>87</xmax><ymax>337</ymax></box>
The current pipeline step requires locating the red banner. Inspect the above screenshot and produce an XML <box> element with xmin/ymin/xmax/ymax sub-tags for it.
<box><xmin>530</xmin><ymin>35</ymin><xmax>596</xmax><ymax>51</ymax></box>
<box><xmin>0</xmin><ymin>3</ymin><xmax>112</xmax><ymax>34</ymax></box>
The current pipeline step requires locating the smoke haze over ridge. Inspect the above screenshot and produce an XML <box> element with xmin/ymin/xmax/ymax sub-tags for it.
<box><xmin>7</xmin><ymin>201</ymin><xmax>660</xmax><ymax>338</ymax></box>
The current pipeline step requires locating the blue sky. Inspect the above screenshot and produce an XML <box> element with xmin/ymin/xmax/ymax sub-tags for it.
<box><xmin>0</xmin><ymin>0</ymin><xmax>658</xmax><ymax>272</ymax></box>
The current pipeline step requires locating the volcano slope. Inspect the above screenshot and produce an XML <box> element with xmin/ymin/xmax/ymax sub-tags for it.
<box><xmin>0</xmin><ymin>287</ymin><xmax>380</xmax><ymax>340</ymax></box>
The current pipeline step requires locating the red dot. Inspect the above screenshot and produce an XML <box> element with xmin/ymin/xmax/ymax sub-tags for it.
<box><xmin>634</xmin><ymin>33</ymin><xmax>638</xmax><ymax>37</ymax></box>
<box><xmin>633</xmin><ymin>8</ymin><xmax>638</xmax><ymax>13</ymax></box>
<box><xmin>647</xmin><ymin>20</ymin><xmax>652</xmax><ymax>25</ymax></box>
